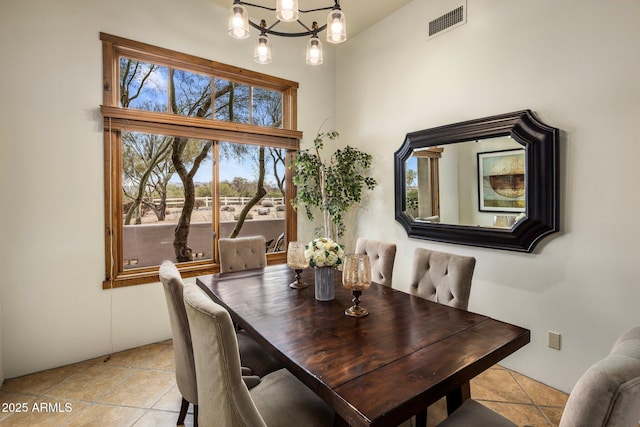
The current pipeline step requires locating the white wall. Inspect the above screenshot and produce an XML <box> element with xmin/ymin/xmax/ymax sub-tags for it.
<box><xmin>0</xmin><ymin>0</ymin><xmax>336</xmax><ymax>378</ymax></box>
<box><xmin>336</xmin><ymin>0</ymin><xmax>640</xmax><ymax>392</ymax></box>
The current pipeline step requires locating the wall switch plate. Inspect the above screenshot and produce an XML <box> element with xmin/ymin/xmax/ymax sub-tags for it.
<box><xmin>548</xmin><ymin>331</ymin><xmax>561</xmax><ymax>350</ymax></box>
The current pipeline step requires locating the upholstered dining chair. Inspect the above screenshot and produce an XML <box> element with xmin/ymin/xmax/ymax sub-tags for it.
<box><xmin>218</xmin><ymin>236</ymin><xmax>267</xmax><ymax>273</ymax></box>
<box><xmin>355</xmin><ymin>237</ymin><xmax>397</xmax><ymax>287</ymax></box>
<box><xmin>409</xmin><ymin>248</ymin><xmax>476</xmax><ymax>310</ymax></box>
<box><xmin>437</xmin><ymin>325</ymin><xmax>640</xmax><ymax>427</ymax></box>
<box><xmin>183</xmin><ymin>282</ymin><xmax>336</xmax><ymax>427</ymax></box>
<box><xmin>270</xmin><ymin>232</ymin><xmax>285</xmax><ymax>253</ymax></box>
<box><xmin>159</xmin><ymin>261</ymin><xmax>199</xmax><ymax>427</ymax></box>
<box><xmin>159</xmin><ymin>261</ymin><xmax>281</xmax><ymax>426</ymax></box>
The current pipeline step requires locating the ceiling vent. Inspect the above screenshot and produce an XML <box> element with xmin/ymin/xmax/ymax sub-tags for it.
<box><xmin>428</xmin><ymin>2</ymin><xmax>466</xmax><ymax>40</ymax></box>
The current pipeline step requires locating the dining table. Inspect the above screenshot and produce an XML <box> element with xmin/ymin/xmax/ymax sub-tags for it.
<box><xmin>196</xmin><ymin>264</ymin><xmax>530</xmax><ymax>427</ymax></box>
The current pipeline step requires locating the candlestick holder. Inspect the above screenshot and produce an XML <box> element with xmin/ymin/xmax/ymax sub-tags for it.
<box><xmin>287</xmin><ymin>241</ymin><xmax>309</xmax><ymax>289</ymax></box>
<box><xmin>342</xmin><ymin>254</ymin><xmax>372</xmax><ymax>317</ymax></box>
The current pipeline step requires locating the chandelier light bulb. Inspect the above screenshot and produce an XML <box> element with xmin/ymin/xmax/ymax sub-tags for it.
<box><xmin>306</xmin><ymin>35</ymin><xmax>323</xmax><ymax>65</ymax></box>
<box><xmin>231</xmin><ymin>16</ymin><xmax>247</xmax><ymax>38</ymax></box>
<box><xmin>254</xmin><ymin>34</ymin><xmax>272</xmax><ymax>64</ymax></box>
<box><xmin>326</xmin><ymin>8</ymin><xmax>346</xmax><ymax>44</ymax></box>
<box><xmin>228</xmin><ymin>4</ymin><xmax>249</xmax><ymax>39</ymax></box>
<box><xmin>276</xmin><ymin>0</ymin><xmax>299</xmax><ymax>22</ymax></box>
<box><xmin>331</xmin><ymin>20</ymin><xmax>342</xmax><ymax>35</ymax></box>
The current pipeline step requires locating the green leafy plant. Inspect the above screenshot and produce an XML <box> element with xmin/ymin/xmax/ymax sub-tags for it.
<box><xmin>291</xmin><ymin>131</ymin><xmax>377</xmax><ymax>240</ymax></box>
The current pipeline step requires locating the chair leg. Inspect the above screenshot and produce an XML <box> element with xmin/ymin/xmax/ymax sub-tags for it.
<box><xmin>193</xmin><ymin>404</ymin><xmax>198</xmax><ymax>427</ymax></box>
<box><xmin>177</xmin><ymin>397</ymin><xmax>189</xmax><ymax>425</ymax></box>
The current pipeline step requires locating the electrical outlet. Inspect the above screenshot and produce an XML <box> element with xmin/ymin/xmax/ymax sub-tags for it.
<box><xmin>548</xmin><ymin>331</ymin><xmax>561</xmax><ymax>350</ymax></box>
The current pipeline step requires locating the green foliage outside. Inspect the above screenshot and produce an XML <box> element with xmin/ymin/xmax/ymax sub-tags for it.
<box><xmin>407</xmin><ymin>188</ymin><xmax>419</xmax><ymax>210</ymax></box>
<box><xmin>160</xmin><ymin>180</ymin><xmax>281</xmax><ymax>200</ymax></box>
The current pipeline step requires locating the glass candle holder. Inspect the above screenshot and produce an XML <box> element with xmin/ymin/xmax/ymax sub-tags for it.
<box><xmin>287</xmin><ymin>241</ymin><xmax>309</xmax><ymax>289</ymax></box>
<box><xmin>342</xmin><ymin>254</ymin><xmax>372</xmax><ymax>317</ymax></box>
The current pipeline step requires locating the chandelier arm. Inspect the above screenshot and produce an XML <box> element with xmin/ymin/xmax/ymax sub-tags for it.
<box><xmin>248</xmin><ymin>19</ymin><xmax>327</xmax><ymax>37</ymax></box>
<box><xmin>295</xmin><ymin>20</ymin><xmax>313</xmax><ymax>33</ymax></box>
<box><xmin>266</xmin><ymin>20</ymin><xmax>281</xmax><ymax>32</ymax></box>
<box><xmin>237</xmin><ymin>1</ymin><xmax>276</xmax><ymax>12</ymax></box>
<box><xmin>248</xmin><ymin>19</ymin><xmax>266</xmax><ymax>32</ymax></box>
<box><xmin>298</xmin><ymin>6</ymin><xmax>334</xmax><ymax>13</ymax></box>
<box><xmin>300</xmin><ymin>0</ymin><xmax>341</xmax><ymax>13</ymax></box>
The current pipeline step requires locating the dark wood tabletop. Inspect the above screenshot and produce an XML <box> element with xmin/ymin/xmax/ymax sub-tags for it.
<box><xmin>196</xmin><ymin>264</ymin><xmax>530</xmax><ymax>427</ymax></box>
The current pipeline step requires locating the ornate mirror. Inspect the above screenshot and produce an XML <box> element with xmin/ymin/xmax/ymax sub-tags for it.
<box><xmin>394</xmin><ymin>110</ymin><xmax>559</xmax><ymax>252</ymax></box>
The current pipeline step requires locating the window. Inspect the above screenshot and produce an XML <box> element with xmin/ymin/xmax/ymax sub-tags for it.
<box><xmin>101</xmin><ymin>33</ymin><xmax>300</xmax><ymax>288</ymax></box>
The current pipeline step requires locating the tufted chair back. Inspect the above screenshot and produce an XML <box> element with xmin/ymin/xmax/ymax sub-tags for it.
<box><xmin>409</xmin><ymin>248</ymin><xmax>476</xmax><ymax>310</ymax></box>
<box><xmin>218</xmin><ymin>236</ymin><xmax>267</xmax><ymax>273</ymax></box>
<box><xmin>559</xmin><ymin>325</ymin><xmax>640</xmax><ymax>427</ymax></box>
<box><xmin>159</xmin><ymin>260</ymin><xmax>199</xmax><ymax>425</ymax></box>
<box><xmin>183</xmin><ymin>282</ymin><xmax>267</xmax><ymax>427</ymax></box>
<box><xmin>355</xmin><ymin>238</ymin><xmax>397</xmax><ymax>287</ymax></box>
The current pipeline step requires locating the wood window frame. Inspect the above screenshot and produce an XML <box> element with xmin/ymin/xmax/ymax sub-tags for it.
<box><xmin>101</xmin><ymin>33</ymin><xmax>300</xmax><ymax>288</ymax></box>
<box><xmin>412</xmin><ymin>147</ymin><xmax>443</xmax><ymax>218</ymax></box>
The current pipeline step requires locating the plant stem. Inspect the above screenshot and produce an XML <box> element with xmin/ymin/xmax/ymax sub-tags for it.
<box><xmin>315</xmin><ymin>140</ymin><xmax>333</xmax><ymax>240</ymax></box>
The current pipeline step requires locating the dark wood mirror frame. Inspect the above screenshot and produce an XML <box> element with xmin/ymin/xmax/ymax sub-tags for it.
<box><xmin>394</xmin><ymin>110</ymin><xmax>559</xmax><ymax>252</ymax></box>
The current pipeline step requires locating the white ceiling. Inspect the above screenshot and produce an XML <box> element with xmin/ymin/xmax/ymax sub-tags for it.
<box><xmin>208</xmin><ymin>0</ymin><xmax>412</xmax><ymax>38</ymax></box>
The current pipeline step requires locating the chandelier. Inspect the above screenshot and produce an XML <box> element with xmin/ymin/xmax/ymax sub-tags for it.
<box><xmin>227</xmin><ymin>0</ymin><xmax>347</xmax><ymax>66</ymax></box>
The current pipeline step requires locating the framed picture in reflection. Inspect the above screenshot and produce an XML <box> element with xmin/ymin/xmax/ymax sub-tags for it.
<box><xmin>477</xmin><ymin>149</ymin><xmax>526</xmax><ymax>212</ymax></box>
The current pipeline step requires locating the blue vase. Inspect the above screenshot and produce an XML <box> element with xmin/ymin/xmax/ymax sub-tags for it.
<box><xmin>314</xmin><ymin>267</ymin><xmax>335</xmax><ymax>301</ymax></box>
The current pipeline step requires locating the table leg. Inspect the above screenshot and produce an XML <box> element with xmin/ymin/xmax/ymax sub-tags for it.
<box><xmin>415</xmin><ymin>410</ymin><xmax>427</xmax><ymax>427</ymax></box>
<box><xmin>446</xmin><ymin>381</ymin><xmax>471</xmax><ymax>415</ymax></box>
<box><xmin>333</xmin><ymin>415</ymin><xmax>350</xmax><ymax>427</ymax></box>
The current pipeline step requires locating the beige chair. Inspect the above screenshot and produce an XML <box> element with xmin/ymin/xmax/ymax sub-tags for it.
<box><xmin>159</xmin><ymin>261</ymin><xmax>199</xmax><ymax>427</ymax></box>
<box><xmin>437</xmin><ymin>326</ymin><xmax>640</xmax><ymax>427</ymax></box>
<box><xmin>411</xmin><ymin>248</ymin><xmax>477</xmax><ymax>427</ymax></box>
<box><xmin>216</xmin><ymin>236</ymin><xmax>283</xmax><ymax>376</ymax></box>
<box><xmin>355</xmin><ymin>237</ymin><xmax>397</xmax><ymax>287</ymax></box>
<box><xmin>183</xmin><ymin>282</ymin><xmax>336</xmax><ymax>427</ymax></box>
<box><xmin>218</xmin><ymin>236</ymin><xmax>267</xmax><ymax>273</ymax></box>
<box><xmin>271</xmin><ymin>232</ymin><xmax>285</xmax><ymax>253</ymax></box>
<box><xmin>159</xmin><ymin>261</ymin><xmax>281</xmax><ymax>425</ymax></box>
<box><xmin>409</xmin><ymin>248</ymin><xmax>476</xmax><ymax>310</ymax></box>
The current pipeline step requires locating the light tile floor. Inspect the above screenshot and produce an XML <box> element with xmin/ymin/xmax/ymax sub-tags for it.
<box><xmin>0</xmin><ymin>340</ymin><xmax>569</xmax><ymax>426</ymax></box>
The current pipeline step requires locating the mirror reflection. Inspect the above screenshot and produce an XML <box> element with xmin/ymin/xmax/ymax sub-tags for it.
<box><xmin>394</xmin><ymin>110</ymin><xmax>559</xmax><ymax>252</ymax></box>
<box><xmin>404</xmin><ymin>136</ymin><xmax>526</xmax><ymax>229</ymax></box>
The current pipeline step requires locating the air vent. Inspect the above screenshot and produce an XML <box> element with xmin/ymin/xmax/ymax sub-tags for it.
<box><xmin>428</xmin><ymin>3</ymin><xmax>466</xmax><ymax>39</ymax></box>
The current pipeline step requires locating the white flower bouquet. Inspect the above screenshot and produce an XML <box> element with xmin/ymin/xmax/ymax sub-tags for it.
<box><xmin>304</xmin><ymin>237</ymin><xmax>345</xmax><ymax>268</ymax></box>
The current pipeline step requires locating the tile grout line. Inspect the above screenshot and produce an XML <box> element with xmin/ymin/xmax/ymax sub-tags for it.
<box><xmin>133</xmin><ymin>365</ymin><xmax>181</xmax><ymax>418</ymax></box>
<box><xmin>508</xmin><ymin>368</ymin><xmax>555</xmax><ymax>427</ymax></box>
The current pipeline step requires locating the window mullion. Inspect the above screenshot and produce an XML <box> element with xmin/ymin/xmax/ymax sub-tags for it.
<box><xmin>249</xmin><ymin>86</ymin><xmax>254</xmax><ymax>126</ymax></box>
<box><xmin>101</xmin><ymin>106</ymin><xmax>302</xmax><ymax>144</ymax></box>
<box><xmin>167</xmin><ymin>67</ymin><xmax>174</xmax><ymax>114</ymax></box>
<box><xmin>213</xmin><ymin>141</ymin><xmax>220</xmax><ymax>265</ymax></box>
